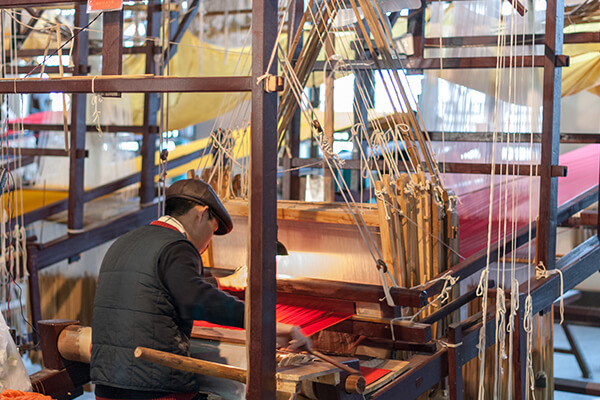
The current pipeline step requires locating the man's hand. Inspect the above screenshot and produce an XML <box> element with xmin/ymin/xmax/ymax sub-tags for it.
<box><xmin>216</xmin><ymin>265</ymin><xmax>247</xmax><ymax>291</ymax></box>
<box><xmin>276</xmin><ymin>323</ymin><xmax>312</xmax><ymax>352</ymax></box>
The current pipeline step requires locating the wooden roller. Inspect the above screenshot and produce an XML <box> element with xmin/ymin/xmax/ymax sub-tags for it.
<box><xmin>57</xmin><ymin>325</ymin><xmax>92</xmax><ymax>363</ymax></box>
<box><xmin>134</xmin><ymin>346</ymin><xmax>247</xmax><ymax>384</ymax></box>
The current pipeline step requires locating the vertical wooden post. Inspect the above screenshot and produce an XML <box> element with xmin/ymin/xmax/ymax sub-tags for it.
<box><xmin>351</xmin><ymin>41</ymin><xmax>374</xmax><ymax>194</ymax></box>
<box><xmin>102</xmin><ymin>11</ymin><xmax>123</xmax><ymax>76</ymax></box>
<box><xmin>407</xmin><ymin>1</ymin><xmax>425</xmax><ymax>59</ymax></box>
<box><xmin>26</xmin><ymin>243</ymin><xmax>42</xmax><ymax>336</ymax></box>
<box><xmin>247</xmin><ymin>0</ymin><xmax>278</xmax><ymax>396</ymax></box>
<box><xmin>67</xmin><ymin>5</ymin><xmax>88</xmax><ymax>232</ymax></box>
<box><xmin>140</xmin><ymin>0</ymin><xmax>161</xmax><ymax>205</ymax></box>
<box><xmin>537</xmin><ymin>0</ymin><xmax>563</xmax><ymax>270</ymax></box>
<box><xmin>447</xmin><ymin>323</ymin><xmax>463</xmax><ymax>400</ymax></box>
<box><xmin>281</xmin><ymin>0</ymin><xmax>304</xmax><ymax>201</ymax></box>
<box><xmin>514</xmin><ymin>294</ymin><xmax>527</xmax><ymax>400</ymax></box>
<box><xmin>323</xmin><ymin>33</ymin><xmax>335</xmax><ymax>202</ymax></box>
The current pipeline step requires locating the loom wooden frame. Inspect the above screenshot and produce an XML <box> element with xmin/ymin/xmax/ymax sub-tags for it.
<box><xmin>0</xmin><ymin>0</ymin><xmax>596</xmax><ymax>398</ymax></box>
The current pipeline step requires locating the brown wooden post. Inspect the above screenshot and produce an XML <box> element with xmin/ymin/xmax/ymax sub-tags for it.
<box><xmin>323</xmin><ymin>33</ymin><xmax>336</xmax><ymax>202</ymax></box>
<box><xmin>514</xmin><ymin>294</ymin><xmax>527</xmax><ymax>400</ymax></box>
<box><xmin>140</xmin><ymin>0</ymin><xmax>161</xmax><ymax>205</ymax></box>
<box><xmin>447</xmin><ymin>323</ymin><xmax>463</xmax><ymax>400</ymax></box>
<box><xmin>67</xmin><ymin>5</ymin><xmax>88</xmax><ymax>232</ymax></box>
<box><xmin>247</xmin><ymin>0</ymin><xmax>278</xmax><ymax>396</ymax></box>
<box><xmin>281</xmin><ymin>0</ymin><xmax>303</xmax><ymax>201</ymax></box>
<box><xmin>102</xmin><ymin>11</ymin><xmax>123</xmax><ymax>77</ymax></box>
<box><xmin>407</xmin><ymin>1</ymin><xmax>425</xmax><ymax>59</ymax></box>
<box><xmin>537</xmin><ymin>0</ymin><xmax>564</xmax><ymax>270</ymax></box>
<box><xmin>26</xmin><ymin>243</ymin><xmax>42</xmax><ymax>335</ymax></box>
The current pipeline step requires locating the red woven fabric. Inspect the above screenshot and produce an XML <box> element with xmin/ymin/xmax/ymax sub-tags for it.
<box><xmin>457</xmin><ymin>144</ymin><xmax>599</xmax><ymax>258</ymax></box>
<box><xmin>359</xmin><ymin>366</ymin><xmax>392</xmax><ymax>385</ymax></box>
<box><xmin>194</xmin><ymin>294</ymin><xmax>354</xmax><ymax>336</ymax></box>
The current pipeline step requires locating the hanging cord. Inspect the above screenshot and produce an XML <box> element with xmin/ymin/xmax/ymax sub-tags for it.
<box><xmin>195</xmin><ymin>24</ymin><xmax>253</xmax><ymax>174</ymax></box>
<box><xmin>475</xmin><ymin>0</ymin><xmax>512</xmax><ymax>395</ymax></box>
<box><xmin>524</xmin><ymin>293</ymin><xmax>536</xmax><ymax>400</ymax></box>
<box><xmin>23</xmin><ymin>12</ymin><xmax>103</xmax><ymax>78</ymax></box>
<box><xmin>389</xmin><ymin>272</ymin><xmax>458</xmax><ymax>341</ymax></box>
<box><xmin>279</xmin><ymin>49</ymin><xmax>399</xmax><ymax>305</ymax></box>
<box><xmin>277</xmin><ymin>11</ymin><xmax>465</xmax><ymax>266</ymax></box>
<box><xmin>535</xmin><ymin>261</ymin><xmax>564</xmax><ymax>324</ymax></box>
<box><xmin>91</xmin><ymin>76</ymin><xmax>104</xmax><ymax>135</ymax></box>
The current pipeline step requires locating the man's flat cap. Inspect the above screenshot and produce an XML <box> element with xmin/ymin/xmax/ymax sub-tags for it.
<box><xmin>166</xmin><ymin>179</ymin><xmax>233</xmax><ymax>235</ymax></box>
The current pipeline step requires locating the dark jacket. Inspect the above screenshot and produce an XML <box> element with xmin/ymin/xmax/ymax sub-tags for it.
<box><xmin>91</xmin><ymin>224</ymin><xmax>243</xmax><ymax>394</ymax></box>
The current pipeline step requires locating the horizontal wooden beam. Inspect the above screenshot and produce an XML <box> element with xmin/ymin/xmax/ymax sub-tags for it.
<box><xmin>10</xmin><ymin>66</ymin><xmax>75</xmax><ymax>75</ymax></box>
<box><xmin>8</xmin><ymin>148</ymin><xmax>88</xmax><ymax>157</ymax></box>
<box><xmin>314</xmin><ymin>55</ymin><xmax>568</xmax><ymax>71</ymax></box>
<box><xmin>560</xmin><ymin>210</ymin><xmax>598</xmax><ymax>228</ymax></box>
<box><xmin>553</xmin><ymin>305</ymin><xmax>600</xmax><ymax>327</ymax></box>
<box><xmin>10</xmin><ymin>123</ymin><xmax>159</xmax><ymax>134</ymax></box>
<box><xmin>424</xmin><ymin>32</ymin><xmax>600</xmax><ymax>48</ymax></box>
<box><xmin>426</xmin><ymin>131</ymin><xmax>600</xmax><ymax>144</ymax></box>
<box><xmin>555</xmin><ymin>378</ymin><xmax>600</xmax><ymax>396</ymax></box>
<box><xmin>9</xmin><ymin>46</ymin><xmax>149</xmax><ymax>59</ymax></box>
<box><xmin>0</xmin><ymin>76</ymin><xmax>253</xmax><ymax>94</ymax></box>
<box><xmin>208</xmin><ymin>266</ymin><xmax>427</xmax><ymax>307</ymax></box>
<box><xmin>224</xmin><ymin>198</ymin><xmax>380</xmax><ymax>226</ymax></box>
<box><xmin>527</xmin><ymin>235</ymin><xmax>600</xmax><ymax>315</ymax></box>
<box><xmin>419</xmin><ymin>283</ymin><xmax>494</xmax><ymax>325</ymax></box>
<box><xmin>289</xmin><ymin>157</ymin><xmax>567</xmax><ymax>177</ymax></box>
<box><xmin>331</xmin><ymin>318</ymin><xmax>432</xmax><ymax>343</ymax></box>
<box><xmin>276</xmin><ymin>275</ymin><xmax>428</xmax><ymax>308</ymax></box>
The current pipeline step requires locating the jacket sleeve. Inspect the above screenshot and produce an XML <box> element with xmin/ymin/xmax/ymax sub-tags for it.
<box><xmin>158</xmin><ymin>241</ymin><xmax>245</xmax><ymax>328</ymax></box>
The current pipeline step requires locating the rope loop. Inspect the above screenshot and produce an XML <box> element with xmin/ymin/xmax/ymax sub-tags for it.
<box><xmin>438</xmin><ymin>273</ymin><xmax>458</xmax><ymax>304</ymax></box>
<box><xmin>404</xmin><ymin>180</ymin><xmax>416</xmax><ymax>195</ymax></box>
<box><xmin>256</xmin><ymin>73</ymin><xmax>275</xmax><ymax>92</ymax></box>
<box><xmin>535</xmin><ymin>261</ymin><xmax>564</xmax><ymax>324</ymax></box>
<box><xmin>476</xmin><ymin>268</ymin><xmax>489</xmax><ymax>297</ymax></box>
<box><xmin>374</xmin><ymin>188</ymin><xmax>391</xmax><ymax>220</ymax></box>
<box><xmin>91</xmin><ymin>86</ymin><xmax>104</xmax><ymax>134</ymax></box>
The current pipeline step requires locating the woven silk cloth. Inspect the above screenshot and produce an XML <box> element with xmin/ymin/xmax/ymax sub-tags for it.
<box><xmin>457</xmin><ymin>144</ymin><xmax>599</xmax><ymax>258</ymax></box>
<box><xmin>194</xmin><ymin>293</ymin><xmax>355</xmax><ymax>336</ymax></box>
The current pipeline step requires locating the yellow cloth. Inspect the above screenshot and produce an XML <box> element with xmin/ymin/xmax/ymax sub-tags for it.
<box><xmin>122</xmin><ymin>34</ymin><xmax>252</xmax><ymax>131</ymax></box>
<box><xmin>562</xmin><ymin>51</ymin><xmax>600</xmax><ymax>97</ymax></box>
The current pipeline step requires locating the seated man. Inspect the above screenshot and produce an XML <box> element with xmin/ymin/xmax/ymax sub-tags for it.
<box><xmin>91</xmin><ymin>178</ymin><xmax>308</xmax><ymax>400</ymax></box>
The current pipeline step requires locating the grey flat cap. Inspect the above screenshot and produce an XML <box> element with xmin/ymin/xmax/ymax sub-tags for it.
<box><xmin>166</xmin><ymin>179</ymin><xmax>233</xmax><ymax>235</ymax></box>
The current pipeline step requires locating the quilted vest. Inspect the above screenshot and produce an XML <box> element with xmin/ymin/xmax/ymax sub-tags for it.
<box><xmin>91</xmin><ymin>225</ymin><xmax>199</xmax><ymax>393</ymax></box>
